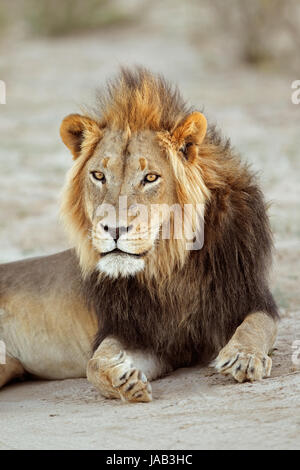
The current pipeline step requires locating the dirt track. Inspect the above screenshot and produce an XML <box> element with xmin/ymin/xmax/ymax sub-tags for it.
<box><xmin>0</xmin><ymin>6</ymin><xmax>299</xmax><ymax>450</ymax></box>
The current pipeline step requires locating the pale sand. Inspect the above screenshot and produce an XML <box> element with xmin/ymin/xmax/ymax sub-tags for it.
<box><xmin>0</xmin><ymin>311</ymin><xmax>299</xmax><ymax>450</ymax></box>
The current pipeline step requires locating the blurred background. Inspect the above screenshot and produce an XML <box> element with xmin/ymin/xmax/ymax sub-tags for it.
<box><xmin>0</xmin><ymin>0</ymin><xmax>299</xmax><ymax>311</ymax></box>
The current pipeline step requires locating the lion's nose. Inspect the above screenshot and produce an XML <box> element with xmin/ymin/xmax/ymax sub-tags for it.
<box><xmin>101</xmin><ymin>224</ymin><xmax>133</xmax><ymax>241</ymax></box>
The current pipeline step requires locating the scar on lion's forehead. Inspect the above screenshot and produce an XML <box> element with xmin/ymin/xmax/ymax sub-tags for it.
<box><xmin>139</xmin><ymin>157</ymin><xmax>147</xmax><ymax>171</ymax></box>
<box><xmin>102</xmin><ymin>157</ymin><xmax>110</xmax><ymax>168</ymax></box>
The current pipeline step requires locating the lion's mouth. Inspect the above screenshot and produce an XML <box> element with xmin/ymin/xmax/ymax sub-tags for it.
<box><xmin>100</xmin><ymin>248</ymin><xmax>149</xmax><ymax>258</ymax></box>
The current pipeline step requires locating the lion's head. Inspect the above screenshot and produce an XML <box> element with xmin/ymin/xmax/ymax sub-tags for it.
<box><xmin>60</xmin><ymin>68</ymin><xmax>210</xmax><ymax>280</ymax></box>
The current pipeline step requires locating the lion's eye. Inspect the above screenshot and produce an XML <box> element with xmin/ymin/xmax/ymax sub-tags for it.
<box><xmin>144</xmin><ymin>174</ymin><xmax>160</xmax><ymax>183</ymax></box>
<box><xmin>91</xmin><ymin>171</ymin><xmax>106</xmax><ymax>182</ymax></box>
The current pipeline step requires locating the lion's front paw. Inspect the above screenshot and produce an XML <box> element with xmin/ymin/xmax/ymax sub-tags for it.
<box><xmin>87</xmin><ymin>352</ymin><xmax>152</xmax><ymax>403</ymax></box>
<box><xmin>213</xmin><ymin>344</ymin><xmax>272</xmax><ymax>383</ymax></box>
<box><xmin>111</xmin><ymin>365</ymin><xmax>152</xmax><ymax>403</ymax></box>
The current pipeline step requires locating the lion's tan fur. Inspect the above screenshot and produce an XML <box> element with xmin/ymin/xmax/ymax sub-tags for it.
<box><xmin>0</xmin><ymin>67</ymin><xmax>278</xmax><ymax>398</ymax></box>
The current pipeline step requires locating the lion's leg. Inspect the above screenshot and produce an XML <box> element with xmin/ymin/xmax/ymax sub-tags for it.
<box><xmin>87</xmin><ymin>337</ymin><xmax>170</xmax><ymax>403</ymax></box>
<box><xmin>213</xmin><ymin>312</ymin><xmax>278</xmax><ymax>383</ymax></box>
<box><xmin>0</xmin><ymin>355</ymin><xmax>25</xmax><ymax>389</ymax></box>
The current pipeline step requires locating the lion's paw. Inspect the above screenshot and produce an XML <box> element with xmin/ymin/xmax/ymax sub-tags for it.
<box><xmin>212</xmin><ymin>344</ymin><xmax>272</xmax><ymax>383</ymax></box>
<box><xmin>87</xmin><ymin>351</ymin><xmax>152</xmax><ymax>403</ymax></box>
<box><xmin>111</xmin><ymin>364</ymin><xmax>152</xmax><ymax>403</ymax></box>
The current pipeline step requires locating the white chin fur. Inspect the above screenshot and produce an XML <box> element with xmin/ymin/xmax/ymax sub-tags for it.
<box><xmin>97</xmin><ymin>254</ymin><xmax>145</xmax><ymax>279</ymax></box>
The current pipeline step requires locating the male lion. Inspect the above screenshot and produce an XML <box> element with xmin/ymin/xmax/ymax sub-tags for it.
<box><xmin>0</xmin><ymin>68</ymin><xmax>278</xmax><ymax>402</ymax></box>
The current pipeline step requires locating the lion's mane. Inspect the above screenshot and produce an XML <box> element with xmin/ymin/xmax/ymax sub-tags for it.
<box><xmin>62</xmin><ymin>68</ymin><xmax>278</xmax><ymax>367</ymax></box>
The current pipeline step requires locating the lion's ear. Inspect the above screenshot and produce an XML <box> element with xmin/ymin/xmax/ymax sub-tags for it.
<box><xmin>60</xmin><ymin>114</ymin><xmax>102</xmax><ymax>159</ymax></box>
<box><xmin>172</xmin><ymin>112</ymin><xmax>207</xmax><ymax>163</ymax></box>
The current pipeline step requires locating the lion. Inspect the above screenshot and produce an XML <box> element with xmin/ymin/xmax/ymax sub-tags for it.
<box><xmin>0</xmin><ymin>67</ymin><xmax>278</xmax><ymax>402</ymax></box>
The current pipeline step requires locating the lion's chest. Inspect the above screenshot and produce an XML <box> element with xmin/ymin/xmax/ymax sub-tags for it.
<box><xmin>92</xmin><ymin>276</ymin><xmax>206</xmax><ymax>368</ymax></box>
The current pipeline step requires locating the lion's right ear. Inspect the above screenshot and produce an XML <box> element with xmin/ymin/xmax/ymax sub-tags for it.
<box><xmin>60</xmin><ymin>114</ymin><xmax>102</xmax><ymax>159</ymax></box>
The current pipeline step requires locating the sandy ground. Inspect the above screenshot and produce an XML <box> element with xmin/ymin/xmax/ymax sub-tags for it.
<box><xmin>1</xmin><ymin>311</ymin><xmax>299</xmax><ymax>450</ymax></box>
<box><xmin>0</xmin><ymin>4</ymin><xmax>299</xmax><ymax>450</ymax></box>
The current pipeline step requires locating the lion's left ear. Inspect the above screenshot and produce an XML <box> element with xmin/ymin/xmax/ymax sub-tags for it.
<box><xmin>60</xmin><ymin>113</ymin><xmax>102</xmax><ymax>159</ymax></box>
<box><xmin>172</xmin><ymin>112</ymin><xmax>207</xmax><ymax>163</ymax></box>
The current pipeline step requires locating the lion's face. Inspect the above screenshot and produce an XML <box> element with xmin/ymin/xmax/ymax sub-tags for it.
<box><xmin>60</xmin><ymin>84</ymin><xmax>208</xmax><ymax>279</ymax></box>
<box><xmin>83</xmin><ymin>128</ymin><xmax>178</xmax><ymax>278</ymax></box>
